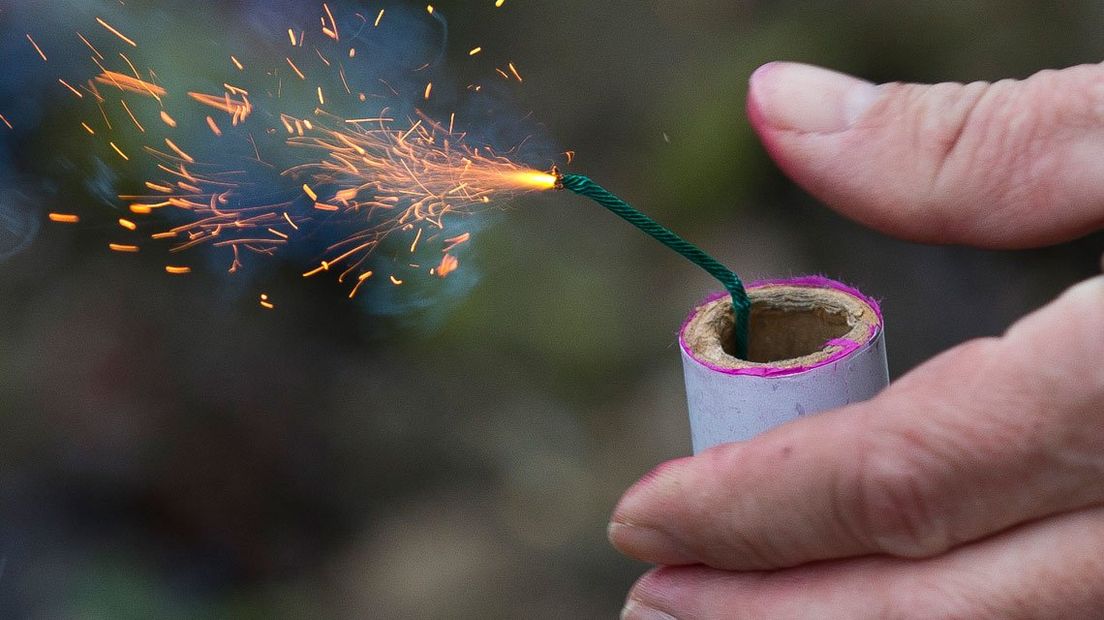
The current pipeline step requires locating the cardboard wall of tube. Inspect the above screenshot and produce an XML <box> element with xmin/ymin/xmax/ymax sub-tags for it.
<box><xmin>680</xmin><ymin>277</ymin><xmax>889</xmax><ymax>454</ymax></box>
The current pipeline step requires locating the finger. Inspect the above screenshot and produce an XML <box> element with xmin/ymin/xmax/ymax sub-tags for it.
<box><xmin>747</xmin><ymin>61</ymin><xmax>1104</xmax><ymax>248</ymax></box>
<box><xmin>622</xmin><ymin>506</ymin><xmax>1104</xmax><ymax>620</ymax></box>
<box><xmin>610</xmin><ymin>276</ymin><xmax>1104</xmax><ymax>570</ymax></box>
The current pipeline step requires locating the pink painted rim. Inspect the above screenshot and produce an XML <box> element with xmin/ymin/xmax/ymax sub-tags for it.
<box><xmin>679</xmin><ymin>276</ymin><xmax>884</xmax><ymax>377</ymax></box>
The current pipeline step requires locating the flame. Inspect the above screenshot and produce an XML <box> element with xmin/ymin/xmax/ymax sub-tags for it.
<box><xmin>499</xmin><ymin>170</ymin><xmax>559</xmax><ymax>190</ymax></box>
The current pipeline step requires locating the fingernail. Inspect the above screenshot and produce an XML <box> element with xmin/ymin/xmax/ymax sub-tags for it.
<box><xmin>750</xmin><ymin>62</ymin><xmax>880</xmax><ymax>133</ymax></box>
<box><xmin>621</xmin><ymin>600</ymin><xmax>677</xmax><ymax>620</ymax></box>
<box><xmin>607</xmin><ymin>523</ymin><xmax>697</xmax><ymax>564</ymax></box>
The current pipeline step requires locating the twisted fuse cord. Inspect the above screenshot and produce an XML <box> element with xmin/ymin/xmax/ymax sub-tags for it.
<box><xmin>558</xmin><ymin>172</ymin><xmax>750</xmax><ymax>359</ymax></box>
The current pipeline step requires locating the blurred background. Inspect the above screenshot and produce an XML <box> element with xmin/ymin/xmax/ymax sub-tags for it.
<box><xmin>1</xmin><ymin>0</ymin><xmax>1103</xmax><ymax>617</ymax></box>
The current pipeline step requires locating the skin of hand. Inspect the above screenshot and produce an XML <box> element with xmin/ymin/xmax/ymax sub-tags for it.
<box><xmin>612</xmin><ymin>61</ymin><xmax>1104</xmax><ymax>620</ymax></box>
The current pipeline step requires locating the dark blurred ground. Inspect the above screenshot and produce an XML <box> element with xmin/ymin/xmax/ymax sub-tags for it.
<box><xmin>1</xmin><ymin>0</ymin><xmax>1103</xmax><ymax>618</ymax></box>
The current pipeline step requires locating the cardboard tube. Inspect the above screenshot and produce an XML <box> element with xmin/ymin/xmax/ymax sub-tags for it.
<box><xmin>680</xmin><ymin>277</ymin><xmax>889</xmax><ymax>454</ymax></box>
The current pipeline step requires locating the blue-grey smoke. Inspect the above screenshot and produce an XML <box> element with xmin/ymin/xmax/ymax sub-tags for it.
<box><xmin>0</xmin><ymin>187</ymin><xmax>39</xmax><ymax>261</ymax></box>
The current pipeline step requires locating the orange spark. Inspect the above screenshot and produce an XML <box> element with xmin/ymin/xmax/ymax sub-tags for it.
<box><xmin>437</xmin><ymin>254</ymin><xmax>459</xmax><ymax>277</ymax></box>
<box><xmin>160</xmin><ymin>110</ymin><xmax>177</xmax><ymax>127</ymax></box>
<box><xmin>187</xmin><ymin>91</ymin><xmax>251</xmax><ymax>121</ymax></box>
<box><xmin>374</xmin><ymin>9</ymin><xmax>385</xmax><ymax>27</ymax></box>
<box><xmin>119</xmin><ymin>218</ymin><xmax>137</xmax><ymax>230</ymax></box>
<box><xmin>58</xmin><ymin>79</ymin><xmax>83</xmax><ymax>98</ymax></box>
<box><xmin>118</xmin><ymin>53</ymin><xmax>142</xmax><ymax>81</ymax></box>
<box><xmin>344</xmin><ymin>116</ymin><xmax>394</xmax><ymax>124</ymax></box>
<box><xmin>223</xmin><ymin>83</ymin><xmax>249</xmax><ymax>96</ymax></box>
<box><xmin>469</xmin><ymin>47</ymin><xmax>482</xmax><ymax>56</ymax></box>
<box><xmin>81</xmin><ymin>122</ymin><xmax>95</xmax><ymax>135</ymax></box>
<box><xmin>94</xmin><ymin>71</ymin><xmax>167</xmax><ymax>97</ymax></box>
<box><xmin>205</xmin><ymin>116</ymin><xmax>223</xmax><ymax>136</ymax></box>
<box><xmin>165</xmin><ymin>266</ymin><xmax>192</xmax><ymax>275</ymax></box>
<box><xmin>424</xmin><ymin>82</ymin><xmax>433</xmax><ymax>100</ymax></box>
<box><xmin>495</xmin><ymin>0</ymin><xmax>506</xmax><ymax>7</ymax></box>
<box><xmin>443</xmin><ymin>232</ymin><xmax>471</xmax><ymax>252</ymax></box>
<box><xmin>110</xmin><ymin>142</ymin><xmax>130</xmax><ymax>160</ymax></box>
<box><xmin>231</xmin><ymin>55</ymin><xmax>244</xmax><ymax>71</ymax></box>
<box><xmin>48</xmin><ymin>213</ymin><xmax>80</xmax><ymax>224</ymax></box>
<box><xmin>109</xmin><ymin>243</ymin><xmax>140</xmax><ymax>253</ymax></box>
<box><xmin>323</xmin><ymin>3</ymin><xmax>340</xmax><ymax>40</ymax></box>
<box><xmin>164</xmin><ymin>138</ymin><xmax>195</xmax><ymax>163</ymax></box>
<box><xmin>302</xmin><ymin>184</ymin><xmax>319</xmax><ymax>201</ymax></box>
<box><xmin>120</xmin><ymin>99</ymin><xmax>145</xmax><ymax>132</ymax></box>
<box><xmin>286</xmin><ymin>57</ymin><xmax>306</xmax><ymax>80</ymax></box>
<box><xmin>96</xmin><ymin>17</ymin><xmax>137</xmax><ymax>47</ymax></box>
<box><xmin>303</xmin><ymin>261</ymin><xmax>331</xmax><ymax>278</ymax></box>
<box><xmin>346</xmin><ymin>270</ymin><xmax>375</xmax><ymax>298</ymax></box>
<box><xmin>77</xmin><ymin>32</ymin><xmax>104</xmax><ymax>60</ymax></box>
<box><xmin>508</xmin><ymin>62</ymin><xmax>523</xmax><ymax>82</ymax></box>
<box><xmin>26</xmin><ymin>34</ymin><xmax>47</xmax><ymax>62</ymax></box>
<box><xmin>0</xmin><ymin>114</ymin><xmax>11</xmax><ymax>130</ymax></box>
<box><xmin>390</xmin><ymin>275</ymin><xmax>403</xmax><ymax>285</ymax></box>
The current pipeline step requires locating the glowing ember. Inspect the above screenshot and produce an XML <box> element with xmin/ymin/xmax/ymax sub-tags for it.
<box><xmin>95</xmin><ymin>17</ymin><xmax>137</xmax><ymax>48</ymax></box>
<box><xmin>94</xmin><ymin>71</ymin><xmax>167</xmax><ymax>98</ymax></box>
<box><xmin>26</xmin><ymin>34</ymin><xmax>48</xmax><ymax>62</ymax></box>
<box><xmin>437</xmin><ymin>254</ymin><xmax>459</xmax><ymax>278</ymax></box>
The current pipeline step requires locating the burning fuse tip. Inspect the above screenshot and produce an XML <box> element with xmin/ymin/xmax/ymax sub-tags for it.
<box><xmin>551</xmin><ymin>165</ymin><xmax>565</xmax><ymax>190</ymax></box>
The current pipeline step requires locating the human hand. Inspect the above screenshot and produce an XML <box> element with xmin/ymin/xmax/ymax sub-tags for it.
<box><xmin>612</xmin><ymin>62</ymin><xmax>1104</xmax><ymax>619</ymax></box>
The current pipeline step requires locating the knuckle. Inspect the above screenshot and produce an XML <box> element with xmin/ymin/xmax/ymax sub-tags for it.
<box><xmin>860</xmin><ymin>64</ymin><xmax>1104</xmax><ymax>245</ymax></box>
<box><xmin>934</xmin><ymin>66</ymin><xmax>1104</xmax><ymax>236</ymax></box>
<box><xmin>850</xmin><ymin>431</ymin><xmax>955</xmax><ymax>558</ymax></box>
<box><xmin>925</xmin><ymin>79</ymin><xmax>1033</xmax><ymax>214</ymax></box>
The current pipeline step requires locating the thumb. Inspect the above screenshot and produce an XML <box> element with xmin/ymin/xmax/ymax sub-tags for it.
<box><xmin>748</xmin><ymin>61</ymin><xmax>1104</xmax><ymax>248</ymax></box>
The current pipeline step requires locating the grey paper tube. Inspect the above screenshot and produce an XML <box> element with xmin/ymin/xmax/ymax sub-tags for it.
<box><xmin>679</xmin><ymin>277</ymin><xmax>889</xmax><ymax>454</ymax></box>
